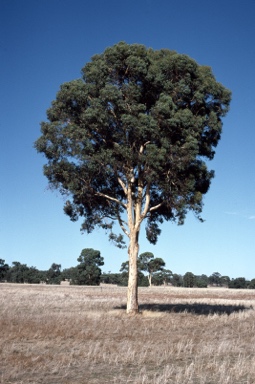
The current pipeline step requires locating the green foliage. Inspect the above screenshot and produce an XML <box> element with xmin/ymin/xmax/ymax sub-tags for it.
<box><xmin>148</xmin><ymin>258</ymin><xmax>165</xmax><ymax>274</ymax></box>
<box><xmin>208</xmin><ymin>272</ymin><xmax>222</xmax><ymax>286</ymax></box>
<box><xmin>72</xmin><ymin>248</ymin><xmax>104</xmax><ymax>285</ymax></box>
<box><xmin>220</xmin><ymin>275</ymin><xmax>230</xmax><ymax>287</ymax></box>
<box><xmin>139</xmin><ymin>253</ymin><xmax>165</xmax><ymax>275</ymax></box>
<box><xmin>0</xmin><ymin>259</ymin><xmax>9</xmax><ymax>281</ymax></box>
<box><xmin>248</xmin><ymin>279</ymin><xmax>255</xmax><ymax>289</ymax></box>
<box><xmin>46</xmin><ymin>263</ymin><xmax>62</xmax><ymax>284</ymax></box>
<box><xmin>208</xmin><ymin>272</ymin><xmax>230</xmax><ymax>287</ymax></box>
<box><xmin>171</xmin><ymin>273</ymin><xmax>183</xmax><ymax>287</ymax></box>
<box><xmin>152</xmin><ymin>269</ymin><xmax>173</xmax><ymax>286</ymax></box>
<box><xmin>137</xmin><ymin>274</ymin><xmax>150</xmax><ymax>287</ymax></box>
<box><xmin>100</xmin><ymin>272</ymin><xmax>123</xmax><ymax>285</ymax></box>
<box><xmin>6</xmin><ymin>262</ymin><xmax>26</xmax><ymax>283</ymax></box>
<box><xmin>120</xmin><ymin>252</ymin><xmax>166</xmax><ymax>286</ymax></box>
<box><xmin>195</xmin><ymin>274</ymin><xmax>208</xmax><ymax>288</ymax></box>
<box><xmin>61</xmin><ymin>266</ymin><xmax>77</xmax><ymax>282</ymax></box>
<box><xmin>119</xmin><ymin>261</ymin><xmax>129</xmax><ymax>273</ymax></box>
<box><xmin>183</xmin><ymin>272</ymin><xmax>195</xmax><ymax>287</ymax></box>
<box><xmin>228</xmin><ymin>277</ymin><xmax>248</xmax><ymax>289</ymax></box>
<box><xmin>6</xmin><ymin>262</ymin><xmax>43</xmax><ymax>284</ymax></box>
<box><xmin>146</xmin><ymin>256</ymin><xmax>165</xmax><ymax>286</ymax></box>
<box><xmin>138</xmin><ymin>252</ymin><xmax>155</xmax><ymax>271</ymax></box>
<box><xmin>35</xmin><ymin>41</ymin><xmax>231</xmax><ymax>248</ymax></box>
<box><xmin>2</xmin><ymin>255</ymin><xmax>254</xmax><ymax>290</ymax></box>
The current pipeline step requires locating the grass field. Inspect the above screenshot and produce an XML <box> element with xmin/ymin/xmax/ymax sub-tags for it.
<box><xmin>1</xmin><ymin>283</ymin><xmax>255</xmax><ymax>383</ymax></box>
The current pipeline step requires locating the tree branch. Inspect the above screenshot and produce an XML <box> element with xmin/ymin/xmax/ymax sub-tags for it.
<box><xmin>149</xmin><ymin>201</ymin><xmax>164</xmax><ymax>212</ymax></box>
<box><xmin>141</xmin><ymin>184</ymin><xmax>150</xmax><ymax>220</ymax></box>
<box><xmin>118</xmin><ymin>176</ymin><xmax>127</xmax><ymax>195</ymax></box>
<box><xmin>95</xmin><ymin>192</ymin><xmax>127</xmax><ymax>208</ymax></box>
<box><xmin>117</xmin><ymin>211</ymin><xmax>130</xmax><ymax>238</ymax></box>
<box><xmin>139</xmin><ymin>141</ymin><xmax>151</xmax><ymax>154</ymax></box>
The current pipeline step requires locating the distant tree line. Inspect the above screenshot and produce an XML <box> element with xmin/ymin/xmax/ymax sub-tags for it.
<box><xmin>0</xmin><ymin>249</ymin><xmax>103</xmax><ymax>286</ymax></box>
<box><xmin>1</xmin><ymin>255</ymin><xmax>255</xmax><ymax>289</ymax></box>
<box><xmin>102</xmin><ymin>270</ymin><xmax>255</xmax><ymax>289</ymax></box>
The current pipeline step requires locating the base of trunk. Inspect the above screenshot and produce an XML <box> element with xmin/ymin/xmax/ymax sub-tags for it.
<box><xmin>126</xmin><ymin>291</ymin><xmax>139</xmax><ymax>314</ymax></box>
<box><xmin>126</xmin><ymin>308</ymin><xmax>139</xmax><ymax>315</ymax></box>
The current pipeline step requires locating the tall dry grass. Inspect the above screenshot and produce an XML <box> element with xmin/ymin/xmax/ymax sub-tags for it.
<box><xmin>1</xmin><ymin>284</ymin><xmax>255</xmax><ymax>383</ymax></box>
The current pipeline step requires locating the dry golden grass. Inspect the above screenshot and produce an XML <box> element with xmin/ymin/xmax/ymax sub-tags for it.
<box><xmin>1</xmin><ymin>284</ymin><xmax>255</xmax><ymax>383</ymax></box>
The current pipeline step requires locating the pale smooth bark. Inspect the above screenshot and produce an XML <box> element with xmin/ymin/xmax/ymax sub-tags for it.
<box><xmin>148</xmin><ymin>273</ymin><xmax>152</xmax><ymax>287</ymax></box>
<box><xmin>126</xmin><ymin>229</ymin><xmax>139</xmax><ymax>314</ymax></box>
<box><xmin>102</xmin><ymin>161</ymin><xmax>161</xmax><ymax>313</ymax></box>
<box><xmin>126</xmin><ymin>173</ymin><xmax>141</xmax><ymax>314</ymax></box>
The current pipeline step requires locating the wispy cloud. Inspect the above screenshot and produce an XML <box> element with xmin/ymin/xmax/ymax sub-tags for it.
<box><xmin>225</xmin><ymin>211</ymin><xmax>255</xmax><ymax>220</ymax></box>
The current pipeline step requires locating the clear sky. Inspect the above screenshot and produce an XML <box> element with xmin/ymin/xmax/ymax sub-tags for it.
<box><xmin>1</xmin><ymin>0</ymin><xmax>255</xmax><ymax>279</ymax></box>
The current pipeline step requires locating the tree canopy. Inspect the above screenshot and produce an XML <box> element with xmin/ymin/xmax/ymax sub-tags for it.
<box><xmin>138</xmin><ymin>252</ymin><xmax>165</xmax><ymax>286</ymax></box>
<box><xmin>46</xmin><ymin>263</ymin><xmax>62</xmax><ymax>284</ymax></box>
<box><xmin>35</xmin><ymin>42</ymin><xmax>231</xmax><ymax>313</ymax></box>
<box><xmin>73</xmin><ymin>248</ymin><xmax>104</xmax><ymax>285</ymax></box>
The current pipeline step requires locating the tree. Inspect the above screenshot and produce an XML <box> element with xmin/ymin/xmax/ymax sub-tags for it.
<box><xmin>160</xmin><ymin>269</ymin><xmax>173</xmax><ymax>286</ymax></box>
<box><xmin>228</xmin><ymin>277</ymin><xmax>248</xmax><ymax>289</ymax></box>
<box><xmin>0</xmin><ymin>259</ymin><xmax>9</xmax><ymax>281</ymax></box>
<box><xmin>100</xmin><ymin>272</ymin><xmax>123</xmax><ymax>285</ymax></box>
<box><xmin>138</xmin><ymin>252</ymin><xmax>165</xmax><ymax>286</ymax></box>
<box><xmin>7</xmin><ymin>262</ymin><xmax>30</xmax><ymax>283</ymax></box>
<box><xmin>73</xmin><ymin>248</ymin><xmax>104</xmax><ymax>285</ymax></box>
<box><xmin>62</xmin><ymin>266</ymin><xmax>77</xmax><ymax>283</ymax></box>
<box><xmin>25</xmin><ymin>266</ymin><xmax>43</xmax><ymax>284</ymax></box>
<box><xmin>35</xmin><ymin>42</ymin><xmax>231</xmax><ymax>314</ymax></box>
<box><xmin>208</xmin><ymin>272</ymin><xmax>222</xmax><ymax>286</ymax></box>
<box><xmin>171</xmin><ymin>273</ymin><xmax>183</xmax><ymax>287</ymax></box>
<box><xmin>138</xmin><ymin>252</ymin><xmax>154</xmax><ymax>271</ymax></box>
<box><xmin>9</xmin><ymin>262</ymin><xmax>42</xmax><ymax>284</ymax></box>
<box><xmin>195</xmin><ymin>274</ymin><xmax>208</xmax><ymax>288</ymax></box>
<box><xmin>220</xmin><ymin>275</ymin><xmax>230</xmax><ymax>287</ymax></box>
<box><xmin>152</xmin><ymin>269</ymin><xmax>173</xmax><ymax>286</ymax></box>
<box><xmin>183</xmin><ymin>272</ymin><xmax>195</xmax><ymax>287</ymax></box>
<box><xmin>47</xmin><ymin>263</ymin><xmax>62</xmax><ymax>284</ymax></box>
<box><xmin>248</xmin><ymin>279</ymin><xmax>255</xmax><ymax>289</ymax></box>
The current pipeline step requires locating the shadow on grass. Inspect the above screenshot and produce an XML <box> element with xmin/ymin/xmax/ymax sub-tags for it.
<box><xmin>115</xmin><ymin>303</ymin><xmax>253</xmax><ymax>316</ymax></box>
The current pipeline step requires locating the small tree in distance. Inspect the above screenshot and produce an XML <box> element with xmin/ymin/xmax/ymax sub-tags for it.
<box><xmin>228</xmin><ymin>277</ymin><xmax>248</xmax><ymax>289</ymax></box>
<box><xmin>152</xmin><ymin>269</ymin><xmax>173</xmax><ymax>286</ymax></box>
<box><xmin>35</xmin><ymin>42</ymin><xmax>231</xmax><ymax>314</ymax></box>
<box><xmin>47</xmin><ymin>263</ymin><xmax>62</xmax><ymax>284</ymax></box>
<box><xmin>248</xmin><ymin>279</ymin><xmax>255</xmax><ymax>289</ymax></box>
<box><xmin>183</xmin><ymin>272</ymin><xmax>195</xmax><ymax>288</ymax></box>
<box><xmin>208</xmin><ymin>272</ymin><xmax>222</xmax><ymax>286</ymax></box>
<box><xmin>74</xmin><ymin>248</ymin><xmax>104</xmax><ymax>285</ymax></box>
<box><xmin>139</xmin><ymin>252</ymin><xmax>165</xmax><ymax>286</ymax></box>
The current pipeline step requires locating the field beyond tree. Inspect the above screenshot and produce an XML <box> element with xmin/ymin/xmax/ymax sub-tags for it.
<box><xmin>1</xmin><ymin>284</ymin><xmax>255</xmax><ymax>383</ymax></box>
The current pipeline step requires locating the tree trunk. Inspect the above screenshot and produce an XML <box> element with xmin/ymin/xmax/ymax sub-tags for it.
<box><xmin>126</xmin><ymin>230</ymin><xmax>139</xmax><ymax>314</ymax></box>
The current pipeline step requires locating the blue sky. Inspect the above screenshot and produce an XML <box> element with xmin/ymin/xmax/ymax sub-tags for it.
<box><xmin>1</xmin><ymin>0</ymin><xmax>255</xmax><ymax>279</ymax></box>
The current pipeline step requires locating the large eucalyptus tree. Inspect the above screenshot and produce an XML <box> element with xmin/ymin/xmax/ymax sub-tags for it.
<box><xmin>35</xmin><ymin>42</ymin><xmax>231</xmax><ymax>314</ymax></box>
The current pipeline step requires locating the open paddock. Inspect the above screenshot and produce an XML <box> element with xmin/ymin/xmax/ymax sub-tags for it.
<box><xmin>1</xmin><ymin>284</ymin><xmax>255</xmax><ymax>383</ymax></box>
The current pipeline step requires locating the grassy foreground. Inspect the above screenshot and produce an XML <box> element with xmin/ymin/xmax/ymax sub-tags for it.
<box><xmin>1</xmin><ymin>284</ymin><xmax>255</xmax><ymax>383</ymax></box>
